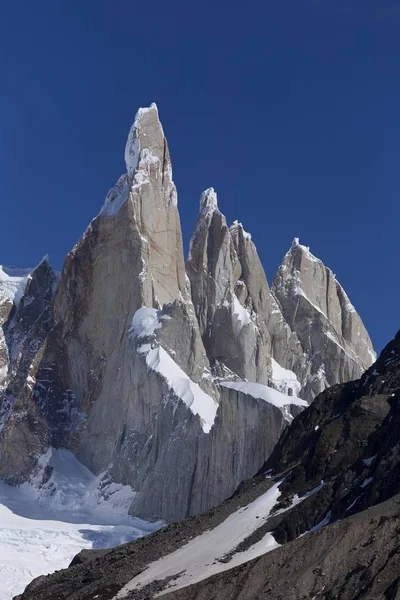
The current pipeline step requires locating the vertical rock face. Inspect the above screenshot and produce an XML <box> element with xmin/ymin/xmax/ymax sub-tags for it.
<box><xmin>186</xmin><ymin>192</ymin><xmax>306</xmax><ymax>386</ymax></box>
<box><xmin>0</xmin><ymin>105</ymin><xmax>376</xmax><ymax>522</ymax></box>
<box><xmin>0</xmin><ymin>259</ymin><xmax>56</xmax><ymax>479</ymax></box>
<box><xmin>272</xmin><ymin>238</ymin><xmax>376</xmax><ymax>399</ymax></box>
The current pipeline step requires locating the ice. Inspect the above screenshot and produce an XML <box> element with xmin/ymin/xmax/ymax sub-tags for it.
<box><xmin>0</xmin><ymin>449</ymin><xmax>162</xmax><ymax>600</ymax></box>
<box><xmin>128</xmin><ymin>307</ymin><xmax>170</xmax><ymax>341</ymax></box>
<box><xmin>114</xmin><ymin>482</ymin><xmax>282</xmax><ymax>598</ymax></box>
<box><xmin>270</xmin><ymin>358</ymin><xmax>301</xmax><ymax>397</ymax></box>
<box><xmin>0</xmin><ymin>265</ymin><xmax>32</xmax><ymax>305</ymax></box>
<box><xmin>220</xmin><ymin>380</ymin><xmax>307</xmax><ymax>419</ymax></box>
<box><xmin>141</xmin><ymin>345</ymin><xmax>218</xmax><ymax>433</ymax></box>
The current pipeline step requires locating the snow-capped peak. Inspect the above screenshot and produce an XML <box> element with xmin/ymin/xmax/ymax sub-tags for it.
<box><xmin>199</xmin><ymin>187</ymin><xmax>219</xmax><ymax>217</ymax></box>
<box><xmin>124</xmin><ymin>103</ymin><xmax>162</xmax><ymax>179</ymax></box>
<box><xmin>230</xmin><ymin>220</ymin><xmax>252</xmax><ymax>241</ymax></box>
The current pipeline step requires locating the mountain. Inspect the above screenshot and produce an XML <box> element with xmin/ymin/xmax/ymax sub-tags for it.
<box><xmin>0</xmin><ymin>104</ymin><xmax>374</xmax><ymax>527</ymax></box>
<box><xmin>273</xmin><ymin>237</ymin><xmax>376</xmax><ymax>399</ymax></box>
<box><xmin>17</xmin><ymin>329</ymin><xmax>400</xmax><ymax>600</ymax></box>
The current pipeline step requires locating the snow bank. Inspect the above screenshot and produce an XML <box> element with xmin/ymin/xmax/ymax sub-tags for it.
<box><xmin>128</xmin><ymin>307</ymin><xmax>218</xmax><ymax>433</ymax></box>
<box><xmin>0</xmin><ymin>449</ymin><xmax>162</xmax><ymax>600</ymax></box>
<box><xmin>115</xmin><ymin>482</ymin><xmax>282</xmax><ymax>598</ymax></box>
<box><xmin>270</xmin><ymin>358</ymin><xmax>301</xmax><ymax>397</ymax></box>
<box><xmin>220</xmin><ymin>380</ymin><xmax>307</xmax><ymax>415</ymax></box>
<box><xmin>142</xmin><ymin>345</ymin><xmax>218</xmax><ymax>433</ymax></box>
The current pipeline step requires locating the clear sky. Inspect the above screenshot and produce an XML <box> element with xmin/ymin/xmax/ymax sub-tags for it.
<box><xmin>0</xmin><ymin>1</ymin><xmax>399</xmax><ymax>352</ymax></box>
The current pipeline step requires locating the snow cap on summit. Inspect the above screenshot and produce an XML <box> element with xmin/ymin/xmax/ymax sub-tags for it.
<box><xmin>230</xmin><ymin>220</ymin><xmax>252</xmax><ymax>241</ymax></box>
<box><xmin>124</xmin><ymin>103</ymin><xmax>163</xmax><ymax>178</ymax></box>
<box><xmin>199</xmin><ymin>187</ymin><xmax>219</xmax><ymax>216</ymax></box>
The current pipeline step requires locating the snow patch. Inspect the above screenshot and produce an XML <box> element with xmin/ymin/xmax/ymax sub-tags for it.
<box><xmin>124</xmin><ymin>103</ymin><xmax>159</xmax><ymax>178</ymax></box>
<box><xmin>361</xmin><ymin>477</ymin><xmax>374</xmax><ymax>488</ymax></box>
<box><xmin>128</xmin><ymin>307</ymin><xmax>170</xmax><ymax>341</ymax></box>
<box><xmin>0</xmin><ymin>449</ymin><xmax>162</xmax><ymax>600</ymax></box>
<box><xmin>232</xmin><ymin>295</ymin><xmax>252</xmax><ymax>328</ymax></box>
<box><xmin>362</xmin><ymin>455</ymin><xmax>376</xmax><ymax>467</ymax></box>
<box><xmin>114</xmin><ymin>482</ymin><xmax>282</xmax><ymax>598</ymax></box>
<box><xmin>231</xmin><ymin>220</ymin><xmax>252</xmax><ymax>241</ymax></box>
<box><xmin>220</xmin><ymin>380</ymin><xmax>307</xmax><ymax>421</ymax></box>
<box><xmin>199</xmin><ymin>187</ymin><xmax>218</xmax><ymax>217</ymax></box>
<box><xmin>100</xmin><ymin>174</ymin><xmax>130</xmax><ymax>216</ymax></box>
<box><xmin>139</xmin><ymin>345</ymin><xmax>218</xmax><ymax>433</ymax></box>
<box><xmin>270</xmin><ymin>358</ymin><xmax>301</xmax><ymax>397</ymax></box>
<box><xmin>302</xmin><ymin>511</ymin><xmax>331</xmax><ymax>536</ymax></box>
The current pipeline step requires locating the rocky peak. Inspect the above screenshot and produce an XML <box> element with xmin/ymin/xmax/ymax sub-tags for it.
<box><xmin>273</xmin><ymin>239</ymin><xmax>376</xmax><ymax>398</ymax></box>
<box><xmin>0</xmin><ymin>105</ymin><xmax>378</xmax><ymax>529</ymax></box>
<box><xmin>187</xmin><ymin>191</ymin><xmax>307</xmax><ymax>387</ymax></box>
<box><xmin>199</xmin><ymin>187</ymin><xmax>219</xmax><ymax>218</ymax></box>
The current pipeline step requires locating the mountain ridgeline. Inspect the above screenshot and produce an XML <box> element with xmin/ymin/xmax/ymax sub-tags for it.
<box><xmin>0</xmin><ymin>104</ymin><xmax>375</xmax><ymax>523</ymax></box>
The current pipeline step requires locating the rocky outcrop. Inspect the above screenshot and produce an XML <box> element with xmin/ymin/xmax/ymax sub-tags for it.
<box><xmin>273</xmin><ymin>238</ymin><xmax>376</xmax><ymax>399</ymax></box>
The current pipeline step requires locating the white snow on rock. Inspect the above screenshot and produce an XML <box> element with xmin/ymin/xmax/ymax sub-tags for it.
<box><xmin>101</xmin><ymin>103</ymin><xmax>165</xmax><ymax>217</ymax></box>
<box><xmin>232</xmin><ymin>295</ymin><xmax>252</xmax><ymax>328</ymax></box>
<box><xmin>114</xmin><ymin>481</ymin><xmax>282</xmax><ymax>599</ymax></box>
<box><xmin>220</xmin><ymin>380</ymin><xmax>307</xmax><ymax>420</ymax></box>
<box><xmin>0</xmin><ymin>449</ymin><xmax>162</xmax><ymax>600</ymax></box>
<box><xmin>128</xmin><ymin>307</ymin><xmax>218</xmax><ymax>433</ymax></box>
<box><xmin>199</xmin><ymin>187</ymin><xmax>219</xmax><ymax>217</ymax></box>
<box><xmin>100</xmin><ymin>174</ymin><xmax>130</xmax><ymax>217</ymax></box>
<box><xmin>128</xmin><ymin>307</ymin><xmax>170</xmax><ymax>341</ymax></box>
<box><xmin>124</xmin><ymin>103</ymin><xmax>159</xmax><ymax>178</ymax></box>
<box><xmin>140</xmin><ymin>345</ymin><xmax>218</xmax><ymax>433</ymax></box>
<box><xmin>231</xmin><ymin>220</ymin><xmax>252</xmax><ymax>241</ymax></box>
<box><xmin>270</xmin><ymin>358</ymin><xmax>301</xmax><ymax>397</ymax></box>
<box><xmin>0</xmin><ymin>265</ymin><xmax>32</xmax><ymax>305</ymax></box>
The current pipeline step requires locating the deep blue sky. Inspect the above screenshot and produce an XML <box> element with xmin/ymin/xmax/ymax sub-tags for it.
<box><xmin>1</xmin><ymin>1</ymin><xmax>399</xmax><ymax>352</ymax></box>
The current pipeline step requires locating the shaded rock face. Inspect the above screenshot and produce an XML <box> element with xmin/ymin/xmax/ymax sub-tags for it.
<box><xmin>273</xmin><ymin>238</ymin><xmax>376</xmax><ymax>399</ymax></box>
<box><xmin>16</xmin><ymin>331</ymin><xmax>400</xmax><ymax>600</ymax></box>
<box><xmin>0</xmin><ymin>104</ymin><xmax>375</xmax><ymax>524</ymax></box>
<box><xmin>0</xmin><ymin>260</ymin><xmax>56</xmax><ymax>480</ymax></box>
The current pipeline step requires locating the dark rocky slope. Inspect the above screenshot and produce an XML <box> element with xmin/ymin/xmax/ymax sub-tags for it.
<box><xmin>162</xmin><ymin>495</ymin><xmax>400</xmax><ymax>600</ymax></box>
<box><xmin>16</xmin><ymin>329</ymin><xmax>400</xmax><ymax>600</ymax></box>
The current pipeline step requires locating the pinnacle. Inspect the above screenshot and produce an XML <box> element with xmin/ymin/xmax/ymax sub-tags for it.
<box><xmin>124</xmin><ymin>103</ymin><xmax>164</xmax><ymax>178</ymax></box>
<box><xmin>199</xmin><ymin>187</ymin><xmax>219</xmax><ymax>216</ymax></box>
